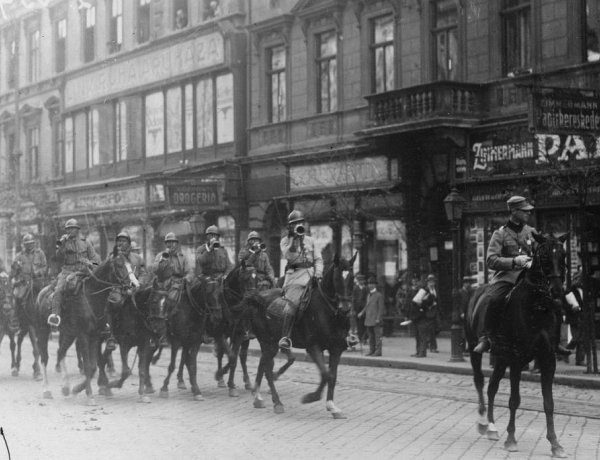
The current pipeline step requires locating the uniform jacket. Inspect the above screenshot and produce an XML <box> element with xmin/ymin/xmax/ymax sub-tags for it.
<box><xmin>238</xmin><ymin>248</ymin><xmax>275</xmax><ymax>282</ymax></box>
<box><xmin>114</xmin><ymin>250</ymin><xmax>147</xmax><ymax>286</ymax></box>
<box><xmin>152</xmin><ymin>249</ymin><xmax>194</xmax><ymax>281</ymax></box>
<box><xmin>57</xmin><ymin>236</ymin><xmax>101</xmax><ymax>272</ymax></box>
<box><xmin>360</xmin><ymin>289</ymin><xmax>385</xmax><ymax>327</ymax></box>
<box><xmin>280</xmin><ymin>235</ymin><xmax>323</xmax><ymax>278</ymax></box>
<box><xmin>12</xmin><ymin>248</ymin><xmax>47</xmax><ymax>280</ymax></box>
<box><xmin>487</xmin><ymin>222</ymin><xmax>536</xmax><ymax>285</ymax></box>
<box><xmin>196</xmin><ymin>244</ymin><xmax>232</xmax><ymax>278</ymax></box>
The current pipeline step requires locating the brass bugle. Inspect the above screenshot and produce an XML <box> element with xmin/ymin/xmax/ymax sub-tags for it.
<box><xmin>212</xmin><ymin>241</ymin><xmax>221</xmax><ymax>249</ymax></box>
<box><xmin>259</xmin><ymin>243</ymin><xmax>267</xmax><ymax>250</ymax></box>
<box><xmin>295</xmin><ymin>224</ymin><xmax>305</xmax><ymax>235</ymax></box>
<box><xmin>161</xmin><ymin>251</ymin><xmax>170</xmax><ymax>258</ymax></box>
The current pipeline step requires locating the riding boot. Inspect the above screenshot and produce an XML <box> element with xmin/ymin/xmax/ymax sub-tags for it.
<box><xmin>278</xmin><ymin>308</ymin><xmax>295</xmax><ymax>350</ymax></box>
<box><xmin>474</xmin><ymin>299</ymin><xmax>502</xmax><ymax>354</ymax></box>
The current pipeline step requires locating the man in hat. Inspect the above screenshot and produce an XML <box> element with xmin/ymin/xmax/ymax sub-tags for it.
<box><xmin>358</xmin><ymin>275</ymin><xmax>384</xmax><ymax>356</ymax></box>
<box><xmin>238</xmin><ymin>231</ymin><xmax>276</xmax><ymax>291</ymax></box>
<box><xmin>11</xmin><ymin>233</ymin><xmax>47</xmax><ymax>299</ymax></box>
<box><xmin>48</xmin><ymin>219</ymin><xmax>100</xmax><ymax>326</ymax></box>
<box><xmin>352</xmin><ymin>274</ymin><xmax>368</xmax><ymax>343</ymax></box>
<box><xmin>411</xmin><ymin>274</ymin><xmax>439</xmax><ymax>357</ymax></box>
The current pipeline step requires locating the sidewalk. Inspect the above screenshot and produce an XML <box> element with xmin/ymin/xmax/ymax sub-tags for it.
<box><xmin>203</xmin><ymin>331</ymin><xmax>600</xmax><ymax>390</ymax></box>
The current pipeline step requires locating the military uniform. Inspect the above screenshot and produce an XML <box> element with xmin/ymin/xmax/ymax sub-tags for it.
<box><xmin>152</xmin><ymin>245</ymin><xmax>194</xmax><ymax>311</ymax></box>
<box><xmin>196</xmin><ymin>241</ymin><xmax>232</xmax><ymax>318</ymax></box>
<box><xmin>12</xmin><ymin>242</ymin><xmax>47</xmax><ymax>297</ymax></box>
<box><xmin>238</xmin><ymin>247</ymin><xmax>275</xmax><ymax>291</ymax></box>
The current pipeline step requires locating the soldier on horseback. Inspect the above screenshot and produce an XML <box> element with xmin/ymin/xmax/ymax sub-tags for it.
<box><xmin>196</xmin><ymin>225</ymin><xmax>232</xmax><ymax>321</ymax></box>
<box><xmin>238</xmin><ymin>231</ymin><xmax>276</xmax><ymax>291</ymax></box>
<box><xmin>104</xmin><ymin>231</ymin><xmax>148</xmax><ymax>351</ymax></box>
<box><xmin>151</xmin><ymin>232</ymin><xmax>194</xmax><ymax>347</ymax></box>
<box><xmin>278</xmin><ymin>210</ymin><xmax>323</xmax><ymax>350</ymax></box>
<box><xmin>48</xmin><ymin>219</ymin><xmax>100</xmax><ymax>327</ymax></box>
<box><xmin>11</xmin><ymin>233</ymin><xmax>47</xmax><ymax>299</ymax></box>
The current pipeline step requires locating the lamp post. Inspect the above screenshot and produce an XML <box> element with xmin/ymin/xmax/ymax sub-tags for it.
<box><xmin>189</xmin><ymin>212</ymin><xmax>206</xmax><ymax>250</ymax></box>
<box><xmin>444</xmin><ymin>187</ymin><xmax>467</xmax><ymax>362</ymax></box>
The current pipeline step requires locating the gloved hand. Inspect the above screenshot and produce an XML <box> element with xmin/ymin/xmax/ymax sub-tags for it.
<box><xmin>514</xmin><ymin>255</ymin><xmax>531</xmax><ymax>268</ymax></box>
<box><xmin>288</xmin><ymin>228</ymin><xmax>294</xmax><ymax>238</ymax></box>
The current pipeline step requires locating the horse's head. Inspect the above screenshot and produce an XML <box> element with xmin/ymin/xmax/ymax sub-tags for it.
<box><xmin>322</xmin><ymin>252</ymin><xmax>356</xmax><ymax>313</ymax></box>
<box><xmin>531</xmin><ymin>232</ymin><xmax>568</xmax><ymax>299</ymax></box>
<box><xmin>105</xmin><ymin>251</ymin><xmax>131</xmax><ymax>286</ymax></box>
<box><xmin>224</xmin><ymin>260</ymin><xmax>259</xmax><ymax>303</ymax></box>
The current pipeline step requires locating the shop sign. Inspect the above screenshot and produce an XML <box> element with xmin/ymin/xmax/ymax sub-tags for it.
<box><xmin>65</xmin><ymin>32</ymin><xmax>224</xmax><ymax>108</ymax></box>
<box><xmin>530</xmin><ymin>88</ymin><xmax>600</xmax><ymax>135</ymax></box>
<box><xmin>167</xmin><ymin>183</ymin><xmax>219</xmax><ymax>208</ymax></box>
<box><xmin>60</xmin><ymin>185</ymin><xmax>146</xmax><ymax>214</ymax></box>
<box><xmin>290</xmin><ymin>156</ymin><xmax>388</xmax><ymax>191</ymax></box>
<box><xmin>376</xmin><ymin>220</ymin><xmax>403</xmax><ymax>241</ymax></box>
<box><xmin>17</xmin><ymin>204</ymin><xmax>39</xmax><ymax>222</ymax></box>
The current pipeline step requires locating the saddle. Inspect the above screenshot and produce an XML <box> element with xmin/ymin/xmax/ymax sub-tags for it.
<box><xmin>65</xmin><ymin>272</ymin><xmax>86</xmax><ymax>297</ymax></box>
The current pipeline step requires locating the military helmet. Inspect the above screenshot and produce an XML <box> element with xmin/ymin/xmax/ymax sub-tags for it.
<box><xmin>205</xmin><ymin>225</ymin><xmax>220</xmax><ymax>236</ymax></box>
<box><xmin>65</xmin><ymin>218</ymin><xmax>80</xmax><ymax>229</ymax></box>
<box><xmin>164</xmin><ymin>232</ymin><xmax>178</xmax><ymax>243</ymax></box>
<box><xmin>22</xmin><ymin>233</ymin><xmax>35</xmax><ymax>245</ymax></box>
<box><xmin>116</xmin><ymin>231</ymin><xmax>131</xmax><ymax>243</ymax></box>
<box><xmin>247</xmin><ymin>231</ymin><xmax>261</xmax><ymax>242</ymax></box>
<box><xmin>287</xmin><ymin>210</ymin><xmax>305</xmax><ymax>225</ymax></box>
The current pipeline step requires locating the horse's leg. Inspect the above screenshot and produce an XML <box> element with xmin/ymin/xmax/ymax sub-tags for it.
<box><xmin>159</xmin><ymin>344</ymin><xmax>179</xmax><ymax>397</ymax></box>
<box><xmin>239</xmin><ymin>338</ymin><xmax>252</xmax><ymax>390</ymax></box>
<box><xmin>486</xmin><ymin>357</ymin><xmax>507</xmax><ymax>441</ymax></box>
<box><xmin>252</xmin><ymin>353</ymin><xmax>267</xmax><ymax>409</ymax></box>
<box><xmin>176</xmin><ymin>347</ymin><xmax>186</xmax><ymax>390</ymax></box>
<box><xmin>97</xmin><ymin>342</ymin><xmax>112</xmax><ymax>397</ymax></box>
<box><xmin>263</xmin><ymin>348</ymin><xmax>284</xmax><ymax>413</ymax></box>
<box><xmin>111</xmin><ymin>343</ymin><xmax>132</xmax><ymax>389</ymax></box>
<box><xmin>504</xmin><ymin>362</ymin><xmax>522</xmax><ymax>452</ymax></box>
<box><xmin>301</xmin><ymin>345</ymin><xmax>329</xmax><ymax>404</ymax></box>
<box><xmin>185</xmin><ymin>343</ymin><xmax>204</xmax><ymax>401</ymax></box>
<box><xmin>214</xmin><ymin>336</ymin><xmax>227</xmax><ymax>389</ymax></box>
<box><xmin>143</xmin><ymin>341</ymin><xmax>156</xmax><ymax>395</ymax></box>
<box><xmin>9</xmin><ymin>330</ymin><xmax>18</xmax><ymax>376</ymax></box>
<box><xmin>324</xmin><ymin>349</ymin><xmax>346</xmax><ymax>419</ymax></box>
<box><xmin>274</xmin><ymin>347</ymin><xmax>296</xmax><ymax>380</ymax></box>
<box><xmin>28</xmin><ymin>326</ymin><xmax>42</xmax><ymax>380</ymax></box>
<box><xmin>38</xmin><ymin>327</ymin><xmax>52</xmax><ymax>399</ymax></box>
<box><xmin>57</xmin><ymin>333</ymin><xmax>76</xmax><ymax>397</ymax></box>
<box><xmin>12</xmin><ymin>327</ymin><xmax>26</xmax><ymax>376</ymax></box>
<box><xmin>138</xmin><ymin>344</ymin><xmax>153</xmax><ymax>403</ymax></box>
<box><xmin>540</xmin><ymin>354</ymin><xmax>566</xmax><ymax>458</ymax></box>
<box><xmin>470</xmin><ymin>350</ymin><xmax>488</xmax><ymax>433</ymax></box>
<box><xmin>225</xmin><ymin>337</ymin><xmax>242</xmax><ymax>397</ymax></box>
<box><xmin>72</xmin><ymin>335</ymin><xmax>96</xmax><ymax>405</ymax></box>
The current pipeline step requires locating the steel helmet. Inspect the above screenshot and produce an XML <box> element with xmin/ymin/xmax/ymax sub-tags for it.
<box><xmin>164</xmin><ymin>232</ymin><xmax>178</xmax><ymax>243</ymax></box>
<box><xmin>22</xmin><ymin>233</ymin><xmax>35</xmax><ymax>245</ymax></box>
<box><xmin>116</xmin><ymin>231</ymin><xmax>131</xmax><ymax>243</ymax></box>
<box><xmin>65</xmin><ymin>218</ymin><xmax>80</xmax><ymax>229</ymax></box>
<box><xmin>205</xmin><ymin>225</ymin><xmax>220</xmax><ymax>236</ymax></box>
<box><xmin>287</xmin><ymin>210</ymin><xmax>305</xmax><ymax>225</ymax></box>
<box><xmin>247</xmin><ymin>231</ymin><xmax>261</xmax><ymax>242</ymax></box>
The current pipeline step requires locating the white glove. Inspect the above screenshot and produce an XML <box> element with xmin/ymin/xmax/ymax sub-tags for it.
<box><xmin>523</xmin><ymin>260</ymin><xmax>532</xmax><ymax>270</ymax></box>
<box><xmin>514</xmin><ymin>255</ymin><xmax>531</xmax><ymax>268</ymax></box>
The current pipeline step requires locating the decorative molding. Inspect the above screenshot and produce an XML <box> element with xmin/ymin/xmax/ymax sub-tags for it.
<box><xmin>250</xmin><ymin>14</ymin><xmax>294</xmax><ymax>53</ymax></box>
<box><xmin>294</xmin><ymin>0</ymin><xmax>346</xmax><ymax>39</ymax></box>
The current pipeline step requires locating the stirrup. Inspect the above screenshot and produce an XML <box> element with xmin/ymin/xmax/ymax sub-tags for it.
<box><xmin>48</xmin><ymin>314</ymin><xmax>61</xmax><ymax>327</ymax></box>
<box><xmin>105</xmin><ymin>337</ymin><xmax>117</xmax><ymax>351</ymax></box>
<box><xmin>278</xmin><ymin>337</ymin><xmax>292</xmax><ymax>350</ymax></box>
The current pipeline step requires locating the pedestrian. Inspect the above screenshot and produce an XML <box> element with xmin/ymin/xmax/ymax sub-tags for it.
<box><xmin>358</xmin><ymin>275</ymin><xmax>384</xmax><ymax>357</ymax></box>
<box><xmin>411</xmin><ymin>274</ymin><xmax>438</xmax><ymax>357</ymax></box>
<box><xmin>405</xmin><ymin>275</ymin><xmax>421</xmax><ymax>354</ymax></box>
<box><xmin>352</xmin><ymin>274</ymin><xmax>368</xmax><ymax>344</ymax></box>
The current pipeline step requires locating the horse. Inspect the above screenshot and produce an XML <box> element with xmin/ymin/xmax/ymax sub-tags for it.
<box><xmin>35</xmin><ymin>256</ymin><xmax>131</xmax><ymax>404</ymax></box>
<box><xmin>0</xmin><ymin>275</ymin><xmax>19</xmax><ymax>374</ymax></box>
<box><xmin>244</xmin><ymin>253</ymin><xmax>355</xmax><ymax>418</ymax></box>
<box><xmin>465</xmin><ymin>233</ymin><xmax>568</xmax><ymax>458</ymax></box>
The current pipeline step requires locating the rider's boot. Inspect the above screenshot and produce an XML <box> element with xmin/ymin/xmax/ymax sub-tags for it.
<box><xmin>278</xmin><ymin>307</ymin><xmax>294</xmax><ymax>350</ymax></box>
<box><xmin>48</xmin><ymin>291</ymin><xmax>62</xmax><ymax>327</ymax></box>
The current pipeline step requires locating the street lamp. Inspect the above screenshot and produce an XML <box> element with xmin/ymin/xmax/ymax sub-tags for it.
<box><xmin>189</xmin><ymin>212</ymin><xmax>206</xmax><ymax>250</ymax></box>
<box><xmin>444</xmin><ymin>187</ymin><xmax>467</xmax><ymax>363</ymax></box>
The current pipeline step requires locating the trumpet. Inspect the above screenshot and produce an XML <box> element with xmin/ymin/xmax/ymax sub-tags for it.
<box><xmin>56</xmin><ymin>234</ymin><xmax>68</xmax><ymax>246</ymax></box>
<box><xmin>161</xmin><ymin>251</ymin><xmax>170</xmax><ymax>259</ymax></box>
<box><xmin>259</xmin><ymin>243</ymin><xmax>267</xmax><ymax>251</ymax></box>
<box><xmin>210</xmin><ymin>238</ymin><xmax>220</xmax><ymax>249</ymax></box>
<box><xmin>294</xmin><ymin>224</ymin><xmax>305</xmax><ymax>236</ymax></box>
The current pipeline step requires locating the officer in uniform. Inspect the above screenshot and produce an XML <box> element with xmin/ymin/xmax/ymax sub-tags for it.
<box><xmin>196</xmin><ymin>225</ymin><xmax>232</xmax><ymax>320</ymax></box>
<box><xmin>238</xmin><ymin>231</ymin><xmax>276</xmax><ymax>291</ymax></box>
<box><xmin>278</xmin><ymin>210</ymin><xmax>323</xmax><ymax>350</ymax></box>
<box><xmin>105</xmin><ymin>231</ymin><xmax>147</xmax><ymax>351</ymax></box>
<box><xmin>48</xmin><ymin>219</ymin><xmax>101</xmax><ymax>327</ymax></box>
<box><xmin>11</xmin><ymin>233</ymin><xmax>47</xmax><ymax>299</ymax></box>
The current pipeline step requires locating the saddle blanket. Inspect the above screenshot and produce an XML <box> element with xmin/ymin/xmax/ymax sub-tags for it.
<box><xmin>266</xmin><ymin>297</ymin><xmax>287</xmax><ymax>320</ymax></box>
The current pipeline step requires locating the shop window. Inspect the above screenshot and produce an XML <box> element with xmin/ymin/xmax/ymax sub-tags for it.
<box><xmin>203</xmin><ymin>0</ymin><xmax>223</xmax><ymax>21</ymax></box>
<box><xmin>585</xmin><ymin>0</ymin><xmax>600</xmax><ymax>61</ymax></box>
<box><xmin>7</xmin><ymin>38</ymin><xmax>16</xmax><ymax>89</ymax></box>
<box><xmin>375</xmin><ymin>220</ymin><xmax>406</xmax><ymax>285</ymax></box>
<box><xmin>501</xmin><ymin>0</ymin><xmax>531</xmax><ymax>75</ymax></box>
<box><xmin>316</xmin><ymin>30</ymin><xmax>338</xmax><ymax>113</ymax></box>
<box><xmin>138</xmin><ymin>0</ymin><xmax>151</xmax><ymax>44</ymax></box>
<box><xmin>310</xmin><ymin>225</ymin><xmax>334</xmax><ymax>266</ymax></box>
<box><xmin>184</xmin><ymin>84</ymin><xmax>194</xmax><ymax>150</ymax></box>
<box><xmin>26</xmin><ymin>126</ymin><xmax>39</xmax><ymax>181</ymax></box>
<box><xmin>28</xmin><ymin>29</ymin><xmax>40</xmax><ymax>83</ymax></box>
<box><xmin>372</xmin><ymin>15</ymin><xmax>395</xmax><ymax>92</ymax></box>
<box><xmin>125</xmin><ymin>96</ymin><xmax>143</xmax><ymax>160</ymax></box>
<box><xmin>55</xmin><ymin>18</ymin><xmax>66</xmax><ymax>73</ymax></box>
<box><xmin>98</xmin><ymin>104</ymin><xmax>114</xmax><ymax>165</ymax></box>
<box><xmin>87</xmin><ymin>108</ymin><xmax>100</xmax><ymax>166</ymax></box>
<box><xmin>268</xmin><ymin>45</ymin><xmax>286</xmax><ymax>123</ymax></box>
<box><xmin>196</xmin><ymin>78</ymin><xmax>214</xmax><ymax>147</ymax></box>
<box><xmin>145</xmin><ymin>91</ymin><xmax>165</xmax><ymax>157</ymax></box>
<box><xmin>115</xmin><ymin>100</ymin><xmax>127</xmax><ymax>162</ymax></box>
<box><xmin>216</xmin><ymin>74</ymin><xmax>234</xmax><ymax>144</ymax></box>
<box><xmin>81</xmin><ymin>4</ymin><xmax>96</xmax><ymax>63</ymax></box>
<box><xmin>166</xmin><ymin>87</ymin><xmax>183</xmax><ymax>154</ymax></box>
<box><xmin>174</xmin><ymin>0</ymin><xmax>188</xmax><ymax>30</ymax></box>
<box><xmin>108</xmin><ymin>0</ymin><xmax>123</xmax><ymax>54</ymax></box>
<box><xmin>64</xmin><ymin>117</ymin><xmax>74</xmax><ymax>173</ymax></box>
<box><xmin>432</xmin><ymin>0</ymin><xmax>457</xmax><ymax>81</ymax></box>
<box><xmin>218</xmin><ymin>215</ymin><xmax>236</xmax><ymax>265</ymax></box>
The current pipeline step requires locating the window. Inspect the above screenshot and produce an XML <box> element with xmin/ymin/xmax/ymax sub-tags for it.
<box><xmin>115</xmin><ymin>100</ymin><xmax>128</xmax><ymax>162</ymax></box>
<box><xmin>196</xmin><ymin>78</ymin><xmax>214</xmax><ymax>147</ymax></box>
<box><xmin>82</xmin><ymin>5</ymin><xmax>96</xmax><ymax>63</ymax></box>
<box><xmin>432</xmin><ymin>1</ymin><xmax>457</xmax><ymax>80</ymax></box>
<box><xmin>372</xmin><ymin>15</ymin><xmax>395</xmax><ymax>92</ymax></box>
<box><xmin>316</xmin><ymin>31</ymin><xmax>338</xmax><ymax>113</ymax></box>
<box><xmin>166</xmin><ymin>87</ymin><xmax>182</xmax><ymax>154</ymax></box>
<box><xmin>87</xmin><ymin>109</ymin><xmax>99</xmax><ymax>166</ymax></box>
<box><xmin>109</xmin><ymin>0</ymin><xmax>123</xmax><ymax>54</ymax></box>
<box><xmin>7</xmin><ymin>38</ymin><xmax>16</xmax><ymax>89</ymax></box>
<box><xmin>203</xmin><ymin>0</ymin><xmax>222</xmax><ymax>21</ymax></box>
<box><xmin>26</xmin><ymin>126</ymin><xmax>39</xmax><ymax>181</ymax></box>
<box><xmin>64</xmin><ymin>117</ymin><xmax>74</xmax><ymax>173</ymax></box>
<box><xmin>28</xmin><ymin>29</ymin><xmax>40</xmax><ymax>83</ymax></box>
<box><xmin>216</xmin><ymin>74</ymin><xmax>234</xmax><ymax>144</ymax></box>
<box><xmin>145</xmin><ymin>91</ymin><xmax>165</xmax><ymax>157</ymax></box>
<box><xmin>53</xmin><ymin>119</ymin><xmax>63</xmax><ymax>177</ymax></box>
<box><xmin>585</xmin><ymin>0</ymin><xmax>600</xmax><ymax>61</ymax></box>
<box><xmin>501</xmin><ymin>0</ymin><xmax>531</xmax><ymax>74</ymax></box>
<box><xmin>55</xmin><ymin>18</ymin><xmax>66</xmax><ymax>73</ymax></box>
<box><xmin>138</xmin><ymin>0</ymin><xmax>151</xmax><ymax>44</ymax></box>
<box><xmin>184</xmin><ymin>84</ymin><xmax>194</xmax><ymax>150</ymax></box>
<box><xmin>174</xmin><ymin>0</ymin><xmax>188</xmax><ymax>29</ymax></box>
<box><xmin>268</xmin><ymin>46</ymin><xmax>286</xmax><ymax>122</ymax></box>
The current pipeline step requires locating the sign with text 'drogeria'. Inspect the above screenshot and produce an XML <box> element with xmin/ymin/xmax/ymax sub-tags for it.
<box><xmin>167</xmin><ymin>183</ymin><xmax>220</xmax><ymax>209</ymax></box>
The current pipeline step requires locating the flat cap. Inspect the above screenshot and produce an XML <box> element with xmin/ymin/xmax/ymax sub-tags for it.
<box><xmin>507</xmin><ymin>195</ymin><xmax>534</xmax><ymax>211</ymax></box>
<box><xmin>426</xmin><ymin>274</ymin><xmax>437</xmax><ymax>281</ymax></box>
<box><xmin>356</xmin><ymin>274</ymin><xmax>366</xmax><ymax>282</ymax></box>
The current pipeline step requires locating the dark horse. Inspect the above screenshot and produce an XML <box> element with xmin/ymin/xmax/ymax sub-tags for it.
<box><xmin>0</xmin><ymin>275</ymin><xmax>19</xmax><ymax>374</ymax></box>
<box><xmin>465</xmin><ymin>233</ymin><xmax>568</xmax><ymax>458</ymax></box>
<box><xmin>36</xmin><ymin>256</ymin><xmax>130</xmax><ymax>404</ymax></box>
<box><xmin>245</xmin><ymin>253</ymin><xmax>355</xmax><ymax>418</ymax></box>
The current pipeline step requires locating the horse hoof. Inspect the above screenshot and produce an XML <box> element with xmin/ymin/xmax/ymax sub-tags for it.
<box><xmin>11</xmin><ymin>368</ymin><xmax>18</xmax><ymax>377</ymax></box>
<box><xmin>552</xmin><ymin>446</ymin><xmax>567</xmax><ymax>458</ymax></box>
<box><xmin>245</xmin><ymin>382</ymin><xmax>253</xmax><ymax>391</ymax></box>
<box><xmin>273</xmin><ymin>404</ymin><xmax>285</xmax><ymax>414</ymax></box>
<box><xmin>144</xmin><ymin>386</ymin><xmax>155</xmax><ymax>395</ymax></box>
<box><xmin>138</xmin><ymin>395</ymin><xmax>152</xmax><ymax>404</ymax></box>
<box><xmin>301</xmin><ymin>393</ymin><xmax>320</xmax><ymax>404</ymax></box>
<box><xmin>477</xmin><ymin>423</ymin><xmax>488</xmax><ymax>435</ymax></box>
<box><xmin>504</xmin><ymin>441</ymin><xmax>518</xmax><ymax>452</ymax></box>
<box><xmin>253</xmin><ymin>399</ymin><xmax>266</xmax><ymax>409</ymax></box>
<box><xmin>61</xmin><ymin>386</ymin><xmax>70</xmax><ymax>397</ymax></box>
<box><xmin>42</xmin><ymin>390</ymin><xmax>53</xmax><ymax>399</ymax></box>
<box><xmin>194</xmin><ymin>394</ymin><xmax>204</xmax><ymax>401</ymax></box>
<box><xmin>217</xmin><ymin>379</ymin><xmax>226</xmax><ymax>388</ymax></box>
<box><xmin>159</xmin><ymin>390</ymin><xmax>169</xmax><ymax>399</ymax></box>
<box><xmin>177</xmin><ymin>382</ymin><xmax>186</xmax><ymax>390</ymax></box>
<box><xmin>34</xmin><ymin>372</ymin><xmax>42</xmax><ymax>382</ymax></box>
<box><xmin>228</xmin><ymin>387</ymin><xmax>239</xmax><ymax>397</ymax></box>
<box><xmin>487</xmin><ymin>430</ymin><xmax>500</xmax><ymax>441</ymax></box>
<box><xmin>331</xmin><ymin>411</ymin><xmax>346</xmax><ymax>420</ymax></box>
<box><xmin>98</xmin><ymin>387</ymin><xmax>113</xmax><ymax>397</ymax></box>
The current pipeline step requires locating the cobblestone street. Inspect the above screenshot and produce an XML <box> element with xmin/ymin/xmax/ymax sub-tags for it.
<box><xmin>0</xmin><ymin>338</ymin><xmax>599</xmax><ymax>459</ymax></box>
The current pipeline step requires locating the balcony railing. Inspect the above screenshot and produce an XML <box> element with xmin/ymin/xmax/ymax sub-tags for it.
<box><xmin>365</xmin><ymin>81</ymin><xmax>485</xmax><ymax>129</ymax></box>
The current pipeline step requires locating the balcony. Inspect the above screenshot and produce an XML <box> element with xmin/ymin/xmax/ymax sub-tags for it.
<box><xmin>362</xmin><ymin>81</ymin><xmax>485</xmax><ymax>135</ymax></box>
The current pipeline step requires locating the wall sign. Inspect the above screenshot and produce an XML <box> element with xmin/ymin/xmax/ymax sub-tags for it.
<box><xmin>167</xmin><ymin>183</ymin><xmax>220</xmax><ymax>209</ymax></box>
<box><xmin>59</xmin><ymin>185</ymin><xmax>146</xmax><ymax>214</ymax></box>
<box><xmin>530</xmin><ymin>88</ymin><xmax>600</xmax><ymax>135</ymax></box>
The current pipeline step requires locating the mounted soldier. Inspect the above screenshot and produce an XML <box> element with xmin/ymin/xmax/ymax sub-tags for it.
<box><xmin>104</xmin><ymin>231</ymin><xmax>148</xmax><ymax>351</ymax></box>
<box><xmin>151</xmin><ymin>232</ymin><xmax>194</xmax><ymax>346</ymax></box>
<box><xmin>278</xmin><ymin>210</ymin><xmax>323</xmax><ymax>350</ymax></box>
<box><xmin>196</xmin><ymin>225</ymin><xmax>232</xmax><ymax>321</ymax></box>
<box><xmin>48</xmin><ymin>219</ymin><xmax>100</xmax><ymax>327</ymax></box>
<box><xmin>11</xmin><ymin>233</ymin><xmax>47</xmax><ymax>301</ymax></box>
<box><xmin>238</xmin><ymin>231</ymin><xmax>276</xmax><ymax>292</ymax></box>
